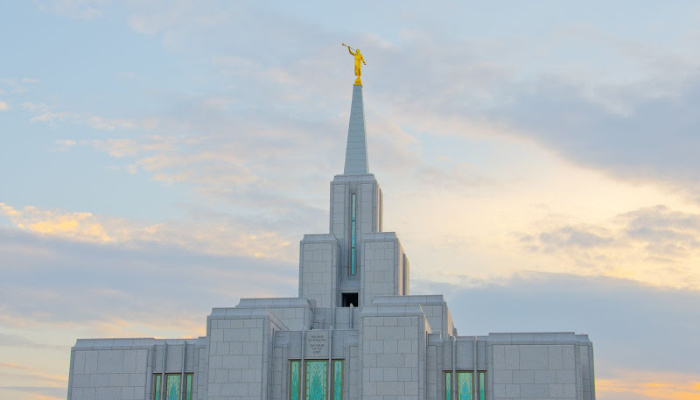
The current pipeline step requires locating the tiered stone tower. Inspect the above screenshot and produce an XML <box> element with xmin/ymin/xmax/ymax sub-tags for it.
<box><xmin>67</xmin><ymin>82</ymin><xmax>596</xmax><ymax>400</ymax></box>
<box><xmin>299</xmin><ymin>84</ymin><xmax>408</xmax><ymax>311</ymax></box>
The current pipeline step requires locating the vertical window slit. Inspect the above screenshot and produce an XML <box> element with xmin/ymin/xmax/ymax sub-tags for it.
<box><xmin>290</xmin><ymin>360</ymin><xmax>300</xmax><ymax>400</ymax></box>
<box><xmin>333</xmin><ymin>360</ymin><xmax>343</xmax><ymax>400</ymax></box>
<box><xmin>445</xmin><ymin>372</ymin><xmax>452</xmax><ymax>400</ymax></box>
<box><xmin>350</xmin><ymin>193</ymin><xmax>356</xmax><ymax>275</ymax></box>
<box><xmin>478</xmin><ymin>371</ymin><xmax>486</xmax><ymax>400</ymax></box>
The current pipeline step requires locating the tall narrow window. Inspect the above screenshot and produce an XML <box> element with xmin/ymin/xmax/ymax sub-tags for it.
<box><xmin>153</xmin><ymin>374</ymin><xmax>162</xmax><ymax>400</ymax></box>
<box><xmin>350</xmin><ymin>193</ymin><xmax>357</xmax><ymax>275</ymax></box>
<box><xmin>445</xmin><ymin>372</ymin><xmax>452</xmax><ymax>400</ymax></box>
<box><xmin>290</xmin><ymin>360</ymin><xmax>300</xmax><ymax>400</ymax></box>
<box><xmin>478</xmin><ymin>371</ymin><xmax>486</xmax><ymax>400</ymax></box>
<box><xmin>305</xmin><ymin>360</ymin><xmax>328</xmax><ymax>400</ymax></box>
<box><xmin>333</xmin><ymin>360</ymin><xmax>343</xmax><ymax>400</ymax></box>
<box><xmin>185</xmin><ymin>373</ymin><xmax>193</xmax><ymax>400</ymax></box>
<box><xmin>165</xmin><ymin>374</ymin><xmax>181</xmax><ymax>400</ymax></box>
<box><xmin>457</xmin><ymin>371</ymin><xmax>473</xmax><ymax>400</ymax></box>
<box><xmin>402</xmin><ymin>254</ymin><xmax>408</xmax><ymax>295</ymax></box>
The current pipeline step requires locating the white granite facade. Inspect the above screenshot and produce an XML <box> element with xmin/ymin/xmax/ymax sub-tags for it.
<box><xmin>67</xmin><ymin>83</ymin><xmax>595</xmax><ymax>400</ymax></box>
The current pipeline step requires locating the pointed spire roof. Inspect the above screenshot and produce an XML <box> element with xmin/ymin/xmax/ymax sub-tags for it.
<box><xmin>343</xmin><ymin>84</ymin><xmax>369</xmax><ymax>175</ymax></box>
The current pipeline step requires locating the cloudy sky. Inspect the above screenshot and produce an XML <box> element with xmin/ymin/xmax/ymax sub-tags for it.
<box><xmin>2</xmin><ymin>1</ymin><xmax>700</xmax><ymax>399</ymax></box>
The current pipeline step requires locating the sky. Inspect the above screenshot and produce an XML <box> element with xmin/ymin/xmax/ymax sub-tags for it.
<box><xmin>1</xmin><ymin>1</ymin><xmax>700</xmax><ymax>399</ymax></box>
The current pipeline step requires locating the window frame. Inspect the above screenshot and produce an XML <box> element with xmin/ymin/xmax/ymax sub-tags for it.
<box><xmin>444</xmin><ymin>370</ymin><xmax>487</xmax><ymax>400</ymax></box>
<box><xmin>153</xmin><ymin>372</ymin><xmax>193</xmax><ymax>400</ymax></box>
<box><xmin>289</xmin><ymin>359</ymin><xmax>344</xmax><ymax>400</ymax></box>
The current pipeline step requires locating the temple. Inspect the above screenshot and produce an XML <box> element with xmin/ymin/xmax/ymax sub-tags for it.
<box><xmin>66</xmin><ymin>83</ymin><xmax>596</xmax><ymax>400</ymax></box>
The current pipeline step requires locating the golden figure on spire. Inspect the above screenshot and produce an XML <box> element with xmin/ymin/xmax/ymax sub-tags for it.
<box><xmin>342</xmin><ymin>43</ymin><xmax>366</xmax><ymax>85</ymax></box>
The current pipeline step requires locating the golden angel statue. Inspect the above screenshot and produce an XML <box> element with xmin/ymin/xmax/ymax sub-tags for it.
<box><xmin>342</xmin><ymin>43</ymin><xmax>366</xmax><ymax>85</ymax></box>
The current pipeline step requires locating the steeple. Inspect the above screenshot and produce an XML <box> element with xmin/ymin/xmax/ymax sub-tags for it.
<box><xmin>343</xmin><ymin>85</ymin><xmax>369</xmax><ymax>175</ymax></box>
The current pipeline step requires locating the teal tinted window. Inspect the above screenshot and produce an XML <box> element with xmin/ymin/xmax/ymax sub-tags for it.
<box><xmin>166</xmin><ymin>374</ymin><xmax>181</xmax><ymax>400</ymax></box>
<box><xmin>153</xmin><ymin>373</ymin><xmax>193</xmax><ymax>400</ymax></box>
<box><xmin>153</xmin><ymin>374</ymin><xmax>162</xmax><ymax>400</ymax></box>
<box><xmin>445</xmin><ymin>372</ymin><xmax>452</xmax><ymax>400</ymax></box>
<box><xmin>478</xmin><ymin>372</ymin><xmax>485</xmax><ymax>400</ymax></box>
<box><xmin>290</xmin><ymin>360</ymin><xmax>300</xmax><ymax>400</ymax></box>
<box><xmin>185</xmin><ymin>373</ymin><xmax>193</xmax><ymax>400</ymax></box>
<box><xmin>305</xmin><ymin>360</ymin><xmax>327</xmax><ymax>400</ymax></box>
<box><xmin>350</xmin><ymin>193</ymin><xmax>356</xmax><ymax>275</ymax></box>
<box><xmin>457</xmin><ymin>372</ymin><xmax>473</xmax><ymax>400</ymax></box>
<box><xmin>333</xmin><ymin>360</ymin><xmax>343</xmax><ymax>400</ymax></box>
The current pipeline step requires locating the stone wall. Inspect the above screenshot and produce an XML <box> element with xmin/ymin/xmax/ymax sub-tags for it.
<box><xmin>206</xmin><ymin>308</ymin><xmax>283</xmax><ymax>400</ymax></box>
<box><xmin>361</xmin><ymin>304</ymin><xmax>431</xmax><ymax>399</ymax></box>
<box><xmin>488</xmin><ymin>333</ymin><xmax>594</xmax><ymax>400</ymax></box>
<box><xmin>299</xmin><ymin>234</ymin><xmax>339</xmax><ymax>308</ymax></box>
<box><xmin>68</xmin><ymin>340</ymin><xmax>152</xmax><ymax>400</ymax></box>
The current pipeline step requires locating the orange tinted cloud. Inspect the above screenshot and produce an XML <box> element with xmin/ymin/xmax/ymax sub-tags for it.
<box><xmin>0</xmin><ymin>202</ymin><xmax>293</xmax><ymax>260</ymax></box>
<box><xmin>0</xmin><ymin>361</ymin><xmax>67</xmax><ymax>386</ymax></box>
<box><xmin>598</xmin><ymin>370</ymin><xmax>700</xmax><ymax>400</ymax></box>
<box><xmin>1</xmin><ymin>203</ymin><xmax>110</xmax><ymax>242</ymax></box>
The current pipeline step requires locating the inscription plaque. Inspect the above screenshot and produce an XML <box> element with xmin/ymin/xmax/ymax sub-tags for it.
<box><xmin>305</xmin><ymin>331</ymin><xmax>329</xmax><ymax>358</ymax></box>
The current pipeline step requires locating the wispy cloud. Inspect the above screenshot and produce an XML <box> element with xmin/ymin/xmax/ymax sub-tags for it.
<box><xmin>0</xmin><ymin>387</ymin><xmax>64</xmax><ymax>400</ymax></box>
<box><xmin>51</xmin><ymin>140</ymin><xmax>77</xmax><ymax>152</ymax></box>
<box><xmin>0</xmin><ymin>334</ymin><xmax>65</xmax><ymax>350</ymax></box>
<box><xmin>0</xmin><ymin>78</ymin><xmax>40</xmax><ymax>94</ymax></box>
<box><xmin>597</xmin><ymin>370</ymin><xmax>700</xmax><ymax>400</ymax></box>
<box><xmin>0</xmin><ymin>363</ymin><xmax>67</xmax><ymax>386</ymax></box>
<box><xmin>21</xmin><ymin>102</ymin><xmax>136</xmax><ymax>131</ymax></box>
<box><xmin>1</xmin><ymin>203</ymin><xmax>111</xmax><ymax>242</ymax></box>
<box><xmin>34</xmin><ymin>0</ymin><xmax>108</xmax><ymax>20</ymax></box>
<box><xmin>0</xmin><ymin>202</ymin><xmax>294</xmax><ymax>260</ymax></box>
<box><xmin>0</xmin><ymin>362</ymin><xmax>67</xmax><ymax>400</ymax></box>
<box><xmin>0</xmin><ymin>227</ymin><xmax>297</xmax><ymax>332</ymax></box>
<box><xmin>517</xmin><ymin>205</ymin><xmax>700</xmax><ymax>289</ymax></box>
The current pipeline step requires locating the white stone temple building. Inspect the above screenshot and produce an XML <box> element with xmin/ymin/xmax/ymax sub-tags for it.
<box><xmin>67</xmin><ymin>83</ymin><xmax>596</xmax><ymax>400</ymax></box>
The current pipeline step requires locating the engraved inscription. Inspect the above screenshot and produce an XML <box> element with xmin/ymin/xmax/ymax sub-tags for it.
<box><xmin>305</xmin><ymin>331</ymin><xmax>329</xmax><ymax>359</ymax></box>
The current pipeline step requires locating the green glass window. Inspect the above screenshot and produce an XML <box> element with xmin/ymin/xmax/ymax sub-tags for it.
<box><xmin>333</xmin><ymin>360</ymin><xmax>343</xmax><ymax>400</ymax></box>
<box><xmin>445</xmin><ymin>372</ymin><xmax>452</xmax><ymax>400</ymax></box>
<box><xmin>290</xmin><ymin>360</ymin><xmax>300</xmax><ymax>400</ymax></box>
<box><xmin>153</xmin><ymin>373</ymin><xmax>193</xmax><ymax>400</ymax></box>
<box><xmin>305</xmin><ymin>360</ymin><xmax>328</xmax><ymax>400</ymax></box>
<box><xmin>350</xmin><ymin>193</ymin><xmax>357</xmax><ymax>275</ymax></box>
<box><xmin>289</xmin><ymin>359</ymin><xmax>344</xmax><ymax>400</ymax></box>
<box><xmin>153</xmin><ymin>374</ymin><xmax>162</xmax><ymax>400</ymax></box>
<box><xmin>457</xmin><ymin>372</ymin><xmax>473</xmax><ymax>400</ymax></box>
<box><xmin>166</xmin><ymin>374</ymin><xmax>181</xmax><ymax>400</ymax></box>
<box><xmin>478</xmin><ymin>372</ymin><xmax>486</xmax><ymax>400</ymax></box>
<box><xmin>185</xmin><ymin>373</ymin><xmax>193</xmax><ymax>400</ymax></box>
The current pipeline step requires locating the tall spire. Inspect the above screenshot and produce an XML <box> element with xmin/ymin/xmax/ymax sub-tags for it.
<box><xmin>343</xmin><ymin>85</ymin><xmax>369</xmax><ymax>175</ymax></box>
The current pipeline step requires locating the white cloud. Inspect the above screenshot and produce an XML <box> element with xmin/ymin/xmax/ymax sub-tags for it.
<box><xmin>516</xmin><ymin>205</ymin><xmax>700</xmax><ymax>289</ymax></box>
<box><xmin>0</xmin><ymin>202</ymin><xmax>294</xmax><ymax>261</ymax></box>
<box><xmin>21</xmin><ymin>102</ymin><xmax>136</xmax><ymax>130</ymax></box>
<box><xmin>0</xmin><ymin>226</ymin><xmax>297</xmax><ymax>330</ymax></box>
<box><xmin>0</xmin><ymin>101</ymin><xmax>8</xmax><ymax>111</ymax></box>
<box><xmin>51</xmin><ymin>140</ymin><xmax>76</xmax><ymax>152</ymax></box>
<box><xmin>0</xmin><ymin>78</ymin><xmax>39</xmax><ymax>90</ymax></box>
<box><xmin>35</xmin><ymin>0</ymin><xmax>108</xmax><ymax>20</ymax></box>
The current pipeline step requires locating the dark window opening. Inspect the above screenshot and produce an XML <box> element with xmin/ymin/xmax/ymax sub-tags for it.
<box><xmin>342</xmin><ymin>292</ymin><xmax>358</xmax><ymax>307</ymax></box>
